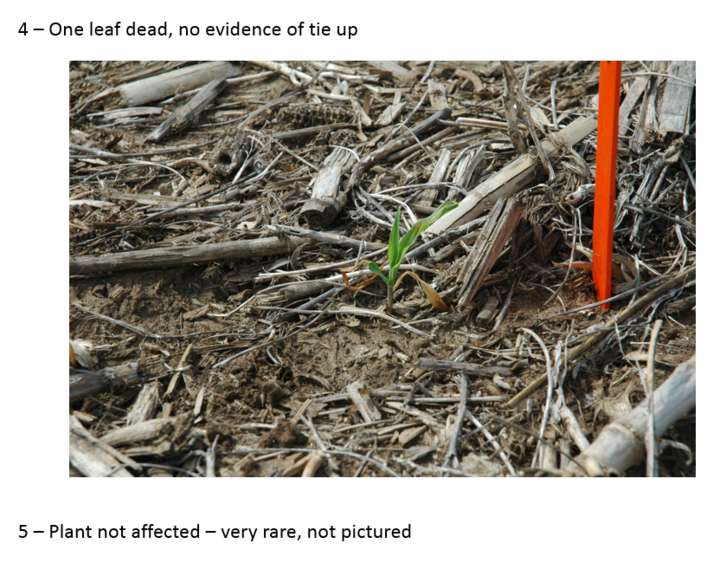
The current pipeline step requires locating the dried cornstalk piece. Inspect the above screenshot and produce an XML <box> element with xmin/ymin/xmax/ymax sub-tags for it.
<box><xmin>658</xmin><ymin>61</ymin><xmax>695</xmax><ymax>136</ymax></box>
<box><xmin>418</xmin><ymin>149</ymin><xmax>451</xmax><ymax>208</ymax></box>
<box><xmin>456</xmin><ymin>197</ymin><xmax>524</xmax><ymax>310</ymax></box>
<box><xmin>70</xmin><ymin>362</ymin><xmax>141</xmax><ymax>403</ymax></box>
<box><xmin>70</xmin><ymin>415</ymin><xmax>135</xmax><ymax>477</ymax></box>
<box><xmin>114</xmin><ymin>62</ymin><xmax>242</xmax><ymax>107</ymax></box>
<box><xmin>146</xmin><ymin>78</ymin><xmax>228</xmax><ymax>143</ymax></box>
<box><xmin>427</xmin><ymin>79</ymin><xmax>449</xmax><ymax>110</ymax></box>
<box><xmin>375</xmin><ymin>91</ymin><xmax>407</xmax><ymax>126</ymax></box>
<box><xmin>347</xmin><ymin>381</ymin><xmax>383</xmax><ymax>424</ymax></box>
<box><xmin>569</xmin><ymin>356</ymin><xmax>695</xmax><ymax>476</ymax></box>
<box><xmin>368</xmin><ymin>61</ymin><xmax>416</xmax><ymax>87</ymax></box>
<box><xmin>301</xmin><ymin>453</ymin><xmax>326</xmax><ymax>477</ymax></box>
<box><xmin>70</xmin><ymin>236</ymin><xmax>310</xmax><ymax>275</ymax></box>
<box><xmin>398</xmin><ymin>426</ymin><xmax>426</xmax><ymax>447</ymax></box>
<box><xmin>127</xmin><ymin>381</ymin><xmax>162</xmax><ymax>425</ymax></box>
<box><xmin>501</xmin><ymin>63</ymin><xmax>527</xmax><ymax>154</ymax></box>
<box><xmin>476</xmin><ymin>294</ymin><xmax>500</xmax><ymax>324</ymax></box>
<box><xmin>101</xmin><ymin>416</ymin><xmax>188</xmax><ymax>447</ymax></box>
<box><xmin>300</xmin><ymin>147</ymin><xmax>355</xmax><ymax>228</ymax></box>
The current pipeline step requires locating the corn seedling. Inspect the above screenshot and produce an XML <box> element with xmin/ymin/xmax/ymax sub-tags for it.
<box><xmin>368</xmin><ymin>201</ymin><xmax>457</xmax><ymax>314</ymax></box>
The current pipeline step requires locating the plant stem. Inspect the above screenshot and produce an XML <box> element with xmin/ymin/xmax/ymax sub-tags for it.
<box><xmin>387</xmin><ymin>284</ymin><xmax>394</xmax><ymax>315</ymax></box>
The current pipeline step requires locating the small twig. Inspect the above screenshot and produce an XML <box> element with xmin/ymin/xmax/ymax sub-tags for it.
<box><xmin>394</xmin><ymin>123</ymin><xmax>431</xmax><ymax>157</ymax></box>
<box><xmin>501</xmin><ymin>63</ymin><xmax>527</xmax><ymax>153</ymax></box>
<box><xmin>205</xmin><ymin>435</ymin><xmax>219</xmax><ymax>478</ymax></box>
<box><xmin>550</xmin><ymin>275</ymin><xmax>668</xmax><ymax>317</ymax></box>
<box><xmin>408</xmin><ymin>215</ymin><xmax>488</xmax><ymax>261</ymax></box>
<box><xmin>254</xmin><ymin>248</ymin><xmax>386</xmax><ymax>280</ymax></box>
<box><xmin>509</xmin><ymin>65</ymin><xmax>555</xmax><ymax>181</ymax></box>
<box><xmin>299</xmin><ymin>414</ymin><xmax>329</xmax><ymax>453</ymax></box>
<box><xmin>464</xmin><ymin>411</ymin><xmax>516</xmax><ymax>476</ymax></box>
<box><xmin>492</xmin><ymin>278</ymin><xmax>518</xmax><ymax>332</ymax></box>
<box><xmin>391</xmin><ymin>90</ymin><xmax>429</xmax><ymax>137</ymax></box>
<box><xmin>444</xmin><ymin>375</ymin><xmax>469</xmax><ymax>467</ymax></box>
<box><xmin>276</xmin><ymin>287</ymin><xmax>343</xmax><ymax>324</ymax></box>
<box><xmin>646</xmin><ymin>319</ymin><xmax>663</xmax><ymax>477</ymax></box>
<box><xmin>69</xmin><ymin>140</ymin><xmax>216</xmax><ymax>159</ymax></box>
<box><xmin>550</xmin><ymin>79</ymin><xmax>559</xmax><ymax>130</ymax></box>
<box><xmin>559</xmin><ymin>404</ymin><xmax>590</xmax><ymax>452</ymax></box>
<box><xmin>680</xmin><ymin>156</ymin><xmax>696</xmax><ymax>192</ymax></box>
<box><xmin>624</xmin><ymin>71</ymin><xmax>695</xmax><ymax>87</ymax></box>
<box><xmin>623</xmin><ymin>203</ymin><xmax>695</xmax><ymax>231</ymax></box>
<box><xmin>74</xmin><ymin>305</ymin><xmax>165</xmax><ymax>340</ymax></box>
<box><xmin>521</xmin><ymin>329</ymin><xmax>554</xmax><ymax>468</ymax></box>
<box><xmin>387</xmin><ymin>396</ymin><xmax>505</xmax><ymax>404</ymax></box>
<box><xmin>266</xmin><ymin>224</ymin><xmax>386</xmax><ymax>252</ymax></box>
<box><xmin>328</xmin><ymin>307</ymin><xmax>431</xmax><ymax>338</ymax></box>
<box><xmin>420</xmin><ymin>61</ymin><xmax>436</xmax><ymax>83</ymax></box>
<box><xmin>397</xmin><ymin>459</ymin><xmax>479</xmax><ymax>477</ymax></box>
<box><xmin>544</xmin><ymin>213</ymin><xmax>578</xmax><ymax>306</ymax></box>
<box><xmin>402</xmin><ymin>372</ymin><xmax>432</xmax><ymax>406</ymax></box>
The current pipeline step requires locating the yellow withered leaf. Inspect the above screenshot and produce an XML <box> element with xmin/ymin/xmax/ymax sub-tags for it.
<box><xmin>341</xmin><ymin>262</ymin><xmax>378</xmax><ymax>291</ymax></box>
<box><xmin>394</xmin><ymin>271</ymin><xmax>451</xmax><ymax>312</ymax></box>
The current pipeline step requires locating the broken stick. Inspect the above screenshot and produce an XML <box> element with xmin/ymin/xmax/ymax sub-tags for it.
<box><xmin>415</xmin><ymin>358</ymin><xmax>512</xmax><ymax>377</ymax></box>
<box><xmin>70</xmin><ymin>235</ymin><xmax>310</xmax><ymax>275</ymax></box>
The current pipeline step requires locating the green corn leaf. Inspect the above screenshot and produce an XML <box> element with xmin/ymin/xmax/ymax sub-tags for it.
<box><xmin>397</xmin><ymin>201</ymin><xmax>458</xmax><ymax>262</ymax></box>
<box><xmin>387</xmin><ymin>209</ymin><xmax>402</xmax><ymax>266</ymax></box>
<box><xmin>426</xmin><ymin>199</ymin><xmax>459</xmax><ymax>225</ymax></box>
<box><xmin>368</xmin><ymin>261</ymin><xmax>390</xmax><ymax>285</ymax></box>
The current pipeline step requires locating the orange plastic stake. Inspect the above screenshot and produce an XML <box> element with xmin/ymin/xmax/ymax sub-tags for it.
<box><xmin>593</xmin><ymin>61</ymin><xmax>622</xmax><ymax>310</ymax></box>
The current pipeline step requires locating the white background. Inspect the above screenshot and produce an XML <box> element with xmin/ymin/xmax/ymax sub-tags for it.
<box><xmin>2</xmin><ymin>1</ymin><xmax>713</xmax><ymax>561</ymax></box>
